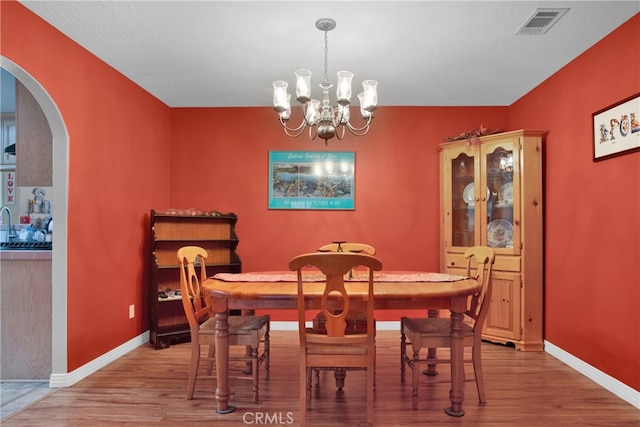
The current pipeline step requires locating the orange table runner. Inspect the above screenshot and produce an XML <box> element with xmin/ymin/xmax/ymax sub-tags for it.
<box><xmin>212</xmin><ymin>271</ymin><xmax>467</xmax><ymax>283</ymax></box>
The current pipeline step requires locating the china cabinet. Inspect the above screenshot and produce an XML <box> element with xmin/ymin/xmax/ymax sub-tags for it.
<box><xmin>438</xmin><ymin>130</ymin><xmax>544</xmax><ymax>351</ymax></box>
<box><xmin>149</xmin><ymin>209</ymin><xmax>241</xmax><ymax>349</ymax></box>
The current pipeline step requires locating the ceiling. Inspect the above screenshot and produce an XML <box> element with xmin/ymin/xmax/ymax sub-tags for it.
<box><xmin>17</xmin><ymin>1</ymin><xmax>639</xmax><ymax>108</ymax></box>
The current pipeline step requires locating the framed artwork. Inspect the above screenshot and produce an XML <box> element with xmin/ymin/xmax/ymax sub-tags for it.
<box><xmin>268</xmin><ymin>151</ymin><xmax>355</xmax><ymax>210</ymax></box>
<box><xmin>592</xmin><ymin>93</ymin><xmax>640</xmax><ymax>161</ymax></box>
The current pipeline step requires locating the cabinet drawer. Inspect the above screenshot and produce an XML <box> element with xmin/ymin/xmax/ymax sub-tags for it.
<box><xmin>445</xmin><ymin>253</ymin><xmax>520</xmax><ymax>272</ymax></box>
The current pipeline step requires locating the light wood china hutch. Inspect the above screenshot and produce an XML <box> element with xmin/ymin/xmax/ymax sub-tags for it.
<box><xmin>438</xmin><ymin>130</ymin><xmax>544</xmax><ymax>351</ymax></box>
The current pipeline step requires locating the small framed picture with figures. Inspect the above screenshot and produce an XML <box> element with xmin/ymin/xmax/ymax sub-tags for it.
<box><xmin>592</xmin><ymin>93</ymin><xmax>640</xmax><ymax>161</ymax></box>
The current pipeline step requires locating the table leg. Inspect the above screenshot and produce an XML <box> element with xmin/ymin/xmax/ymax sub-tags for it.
<box><xmin>214</xmin><ymin>309</ymin><xmax>236</xmax><ymax>414</ymax></box>
<box><xmin>445</xmin><ymin>309</ymin><xmax>465</xmax><ymax>417</ymax></box>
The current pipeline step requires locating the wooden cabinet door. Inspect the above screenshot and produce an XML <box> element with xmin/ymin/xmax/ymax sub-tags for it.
<box><xmin>441</xmin><ymin>143</ymin><xmax>479</xmax><ymax>253</ymax></box>
<box><xmin>16</xmin><ymin>80</ymin><xmax>52</xmax><ymax>186</ymax></box>
<box><xmin>483</xmin><ymin>271</ymin><xmax>521</xmax><ymax>341</ymax></box>
<box><xmin>479</xmin><ymin>137</ymin><xmax>521</xmax><ymax>256</ymax></box>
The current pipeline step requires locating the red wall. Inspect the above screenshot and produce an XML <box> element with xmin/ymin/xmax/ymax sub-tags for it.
<box><xmin>1</xmin><ymin>1</ymin><xmax>172</xmax><ymax>371</ymax></box>
<box><xmin>169</xmin><ymin>106</ymin><xmax>508</xmax><ymax>321</ymax></box>
<box><xmin>510</xmin><ymin>14</ymin><xmax>640</xmax><ymax>391</ymax></box>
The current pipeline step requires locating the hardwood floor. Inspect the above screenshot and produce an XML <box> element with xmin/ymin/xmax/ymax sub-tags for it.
<box><xmin>2</xmin><ymin>330</ymin><xmax>638</xmax><ymax>426</ymax></box>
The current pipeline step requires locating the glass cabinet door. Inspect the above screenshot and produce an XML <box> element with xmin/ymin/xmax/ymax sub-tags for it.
<box><xmin>446</xmin><ymin>148</ymin><xmax>476</xmax><ymax>249</ymax></box>
<box><xmin>480</xmin><ymin>140</ymin><xmax>521</xmax><ymax>254</ymax></box>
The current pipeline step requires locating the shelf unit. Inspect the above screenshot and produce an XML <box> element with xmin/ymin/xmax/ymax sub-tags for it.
<box><xmin>438</xmin><ymin>130</ymin><xmax>544</xmax><ymax>351</ymax></box>
<box><xmin>149</xmin><ymin>208</ymin><xmax>241</xmax><ymax>349</ymax></box>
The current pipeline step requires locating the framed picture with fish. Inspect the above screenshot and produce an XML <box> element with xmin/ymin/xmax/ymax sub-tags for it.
<box><xmin>268</xmin><ymin>151</ymin><xmax>355</xmax><ymax>210</ymax></box>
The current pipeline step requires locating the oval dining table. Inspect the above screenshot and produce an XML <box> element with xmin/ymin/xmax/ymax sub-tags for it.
<box><xmin>203</xmin><ymin>271</ymin><xmax>481</xmax><ymax>417</ymax></box>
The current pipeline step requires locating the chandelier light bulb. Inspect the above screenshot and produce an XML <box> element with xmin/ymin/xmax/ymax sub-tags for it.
<box><xmin>358</xmin><ymin>93</ymin><xmax>371</xmax><ymax>118</ymax></box>
<box><xmin>362</xmin><ymin>80</ymin><xmax>378</xmax><ymax>112</ymax></box>
<box><xmin>336</xmin><ymin>71</ymin><xmax>354</xmax><ymax>104</ymax></box>
<box><xmin>305</xmin><ymin>99</ymin><xmax>321</xmax><ymax>125</ymax></box>
<box><xmin>272</xmin><ymin>80</ymin><xmax>290</xmax><ymax>113</ymax></box>
<box><xmin>279</xmin><ymin>93</ymin><xmax>292</xmax><ymax>120</ymax></box>
<box><xmin>295</xmin><ymin>69</ymin><xmax>312</xmax><ymax>102</ymax></box>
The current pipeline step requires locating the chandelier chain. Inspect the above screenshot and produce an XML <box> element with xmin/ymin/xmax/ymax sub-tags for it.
<box><xmin>323</xmin><ymin>29</ymin><xmax>329</xmax><ymax>84</ymax></box>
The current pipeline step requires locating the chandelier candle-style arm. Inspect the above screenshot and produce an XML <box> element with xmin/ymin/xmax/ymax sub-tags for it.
<box><xmin>271</xmin><ymin>17</ymin><xmax>378</xmax><ymax>144</ymax></box>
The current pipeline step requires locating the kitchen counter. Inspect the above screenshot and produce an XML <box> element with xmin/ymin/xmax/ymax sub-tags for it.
<box><xmin>0</xmin><ymin>249</ymin><xmax>52</xmax><ymax>260</ymax></box>
<box><xmin>1</xmin><ymin>252</ymin><xmax>52</xmax><ymax>379</ymax></box>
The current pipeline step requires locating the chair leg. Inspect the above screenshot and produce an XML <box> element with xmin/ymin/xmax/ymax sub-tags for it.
<box><xmin>373</xmin><ymin>347</ymin><xmax>377</xmax><ymax>391</ymax></box>
<box><xmin>251</xmin><ymin>346</ymin><xmax>259</xmax><ymax>403</ymax></box>
<box><xmin>472</xmin><ymin>340</ymin><xmax>487</xmax><ymax>404</ymax></box>
<box><xmin>412</xmin><ymin>349</ymin><xmax>420</xmax><ymax>400</ymax></box>
<box><xmin>300</xmin><ymin>365</ymin><xmax>308</xmax><ymax>427</ymax></box>
<box><xmin>205</xmin><ymin>343</ymin><xmax>215</xmax><ymax>376</ymax></box>
<box><xmin>243</xmin><ymin>344</ymin><xmax>253</xmax><ymax>374</ymax></box>
<box><xmin>186</xmin><ymin>342</ymin><xmax>200</xmax><ymax>400</ymax></box>
<box><xmin>334</xmin><ymin>368</ymin><xmax>346</xmax><ymax>391</ymax></box>
<box><xmin>367</xmin><ymin>363</ymin><xmax>374</xmax><ymax>426</ymax></box>
<box><xmin>400</xmin><ymin>324</ymin><xmax>406</xmax><ymax>382</ymax></box>
<box><xmin>264</xmin><ymin>329</ymin><xmax>270</xmax><ymax>378</ymax></box>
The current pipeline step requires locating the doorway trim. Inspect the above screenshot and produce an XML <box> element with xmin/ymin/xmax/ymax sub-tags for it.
<box><xmin>1</xmin><ymin>56</ymin><xmax>68</xmax><ymax>380</ymax></box>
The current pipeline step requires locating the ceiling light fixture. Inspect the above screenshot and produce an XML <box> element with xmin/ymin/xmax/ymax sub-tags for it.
<box><xmin>272</xmin><ymin>18</ymin><xmax>378</xmax><ymax>144</ymax></box>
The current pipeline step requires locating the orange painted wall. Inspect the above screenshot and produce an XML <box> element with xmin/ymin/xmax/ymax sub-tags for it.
<box><xmin>510</xmin><ymin>14</ymin><xmax>640</xmax><ymax>391</ymax></box>
<box><xmin>169</xmin><ymin>106</ymin><xmax>509</xmax><ymax>321</ymax></box>
<box><xmin>1</xmin><ymin>2</ymin><xmax>171</xmax><ymax>371</ymax></box>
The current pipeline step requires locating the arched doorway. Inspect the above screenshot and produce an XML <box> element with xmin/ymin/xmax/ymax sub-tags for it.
<box><xmin>1</xmin><ymin>56</ymin><xmax>68</xmax><ymax>381</ymax></box>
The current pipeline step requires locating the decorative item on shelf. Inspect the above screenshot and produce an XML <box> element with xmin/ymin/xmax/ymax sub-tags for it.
<box><xmin>444</xmin><ymin>124</ymin><xmax>503</xmax><ymax>146</ymax></box>
<box><xmin>157</xmin><ymin>208</ymin><xmax>227</xmax><ymax>217</ymax></box>
<box><xmin>272</xmin><ymin>18</ymin><xmax>378</xmax><ymax>144</ymax></box>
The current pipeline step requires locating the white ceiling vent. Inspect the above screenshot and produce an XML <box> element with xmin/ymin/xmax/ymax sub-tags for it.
<box><xmin>516</xmin><ymin>8</ymin><xmax>569</xmax><ymax>35</ymax></box>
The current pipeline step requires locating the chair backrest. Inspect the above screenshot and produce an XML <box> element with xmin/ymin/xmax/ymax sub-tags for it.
<box><xmin>464</xmin><ymin>246</ymin><xmax>496</xmax><ymax>331</ymax></box>
<box><xmin>289</xmin><ymin>252</ymin><xmax>383</xmax><ymax>340</ymax></box>
<box><xmin>317</xmin><ymin>242</ymin><xmax>376</xmax><ymax>255</ymax></box>
<box><xmin>177</xmin><ymin>246</ymin><xmax>209</xmax><ymax>332</ymax></box>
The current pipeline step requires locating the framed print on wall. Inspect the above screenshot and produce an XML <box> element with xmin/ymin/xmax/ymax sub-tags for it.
<box><xmin>592</xmin><ymin>93</ymin><xmax>640</xmax><ymax>161</ymax></box>
<box><xmin>268</xmin><ymin>151</ymin><xmax>355</xmax><ymax>210</ymax></box>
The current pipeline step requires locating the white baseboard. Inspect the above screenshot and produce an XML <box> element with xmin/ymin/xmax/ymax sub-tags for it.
<box><xmin>49</xmin><ymin>330</ymin><xmax>150</xmax><ymax>388</ymax></box>
<box><xmin>46</xmin><ymin>322</ymin><xmax>397</xmax><ymax>386</ymax></box>
<box><xmin>544</xmin><ymin>340</ymin><xmax>640</xmax><ymax>409</ymax></box>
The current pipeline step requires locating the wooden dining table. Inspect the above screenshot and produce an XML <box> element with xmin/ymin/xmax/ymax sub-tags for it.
<box><xmin>203</xmin><ymin>270</ymin><xmax>481</xmax><ymax>417</ymax></box>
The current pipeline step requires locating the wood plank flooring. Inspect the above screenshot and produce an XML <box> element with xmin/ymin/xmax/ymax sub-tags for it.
<box><xmin>2</xmin><ymin>330</ymin><xmax>638</xmax><ymax>426</ymax></box>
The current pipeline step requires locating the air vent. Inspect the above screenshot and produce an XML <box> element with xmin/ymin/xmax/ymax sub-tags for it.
<box><xmin>516</xmin><ymin>8</ymin><xmax>569</xmax><ymax>35</ymax></box>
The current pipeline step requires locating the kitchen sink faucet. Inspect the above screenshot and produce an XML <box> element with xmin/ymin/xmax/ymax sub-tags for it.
<box><xmin>0</xmin><ymin>206</ymin><xmax>15</xmax><ymax>243</ymax></box>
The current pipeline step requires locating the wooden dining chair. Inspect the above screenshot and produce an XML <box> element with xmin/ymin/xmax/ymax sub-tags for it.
<box><xmin>289</xmin><ymin>252</ymin><xmax>383</xmax><ymax>427</ymax></box>
<box><xmin>313</xmin><ymin>243</ymin><xmax>377</xmax><ymax>389</ymax></box>
<box><xmin>400</xmin><ymin>246</ymin><xmax>495</xmax><ymax>404</ymax></box>
<box><xmin>177</xmin><ymin>246</ymin><xmax>270</xmax><ymax>403</ymax></box>
<box><xmin>317</xmin><ymin>242</ymin><xmax>376</xmax><ymax>255</ymax></box>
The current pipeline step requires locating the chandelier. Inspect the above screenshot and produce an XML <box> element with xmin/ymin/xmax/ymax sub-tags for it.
<box><xmin>272</xmin><ymin>18</ymin><xmax>378</xmax><ymax>144</ymax></box>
